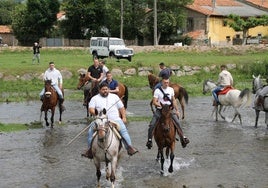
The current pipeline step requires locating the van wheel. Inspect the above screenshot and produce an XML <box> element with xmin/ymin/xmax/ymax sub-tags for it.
<box><xmin>127</xmin><ymin>56</ymin><xmax>132</xmax><ymax>62</ymax></box>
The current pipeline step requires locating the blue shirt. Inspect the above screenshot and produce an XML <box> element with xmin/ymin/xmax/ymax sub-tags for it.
<box><xmin>159</xmin><ymin>68</ymin><xmax>172</xmax><ymax>79</ymax></box>
<box><xmin>104</xmin><ymin>79</ymin><xmax>118</xmax><ymax>90</ymax></box>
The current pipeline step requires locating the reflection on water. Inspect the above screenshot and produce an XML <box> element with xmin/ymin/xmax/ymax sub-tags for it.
<box><xmin>0</xmin><ymin>98</ymin><xmax>267</xmax><ymax>188</ymax></box>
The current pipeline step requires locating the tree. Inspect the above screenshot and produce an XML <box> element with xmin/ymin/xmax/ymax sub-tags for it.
<box><xmin>227</xmin><ymin>14</ymin><xmax>268</xmax><ymax>45</ymax></box>
<box><xmin>60</xmin><ymin>0</ymin><xmax>106</xmax><ymax>39</ymax></box>
<box><xmin>145</xmin><ymin>0</ymin><xmax>193</xmax><ymax>45</ymax></box>
<box><xmin>12</xmin><ymin>0</ymin><xmax>60</xmax><ymax>45</ymax></box>
<box><xmin>0</xmin><ymin>0</ymin><xmax>18</xmax><ymax>25</ymax></box>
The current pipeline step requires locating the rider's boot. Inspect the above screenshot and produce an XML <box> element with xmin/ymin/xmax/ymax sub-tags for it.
<box><xmin>81</xmin><ymin>148</ymin><xmax>93</xmax><ymax>159</ymax></box>
<box><xmin>212</xmin><ymin>100</ymin><xmax>217</xmax><ymax>106</ymax></box>
<box><xmin>59</xmin><ymin>98</ymin><xmax>66</xmax><ymax>111</ymax></box>
<box><xmin>127</xmin><ymin>145</ymin><xmax>138</xmax><ymax>156</ymax></box>
<box><xmin>173</xmin><ymin>123</ymin><xmax>190</xmax><ymax>148</ymax></box>
<box><xmin>146</xmin><ymin>124</ymin><xmax>154</xmax><ymax>149</ymax></box>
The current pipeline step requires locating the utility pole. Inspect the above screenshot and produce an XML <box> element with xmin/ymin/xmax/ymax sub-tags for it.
<box><xmin>154</xmin><ymin>0</ymin><xmax>158</xmax><ymax>46</ymax></box>
<box><xmin>120</xmin><ymin>0</ymin><xmax>124</xmax><ymax>39</ymax></box>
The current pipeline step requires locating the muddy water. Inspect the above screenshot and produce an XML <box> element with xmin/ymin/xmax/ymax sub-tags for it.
<box><xmin>0</xmin><ymin>97</ymin><xmax>267</xmax><ymax>188</ymax></box>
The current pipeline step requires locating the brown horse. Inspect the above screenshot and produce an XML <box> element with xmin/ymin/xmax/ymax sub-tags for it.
<box><xmin>148</xmin><ymin>73</ymin><xmax>188</xmax><ymax>119</ymax></box>
<box><xmin>41</xmin><ymin>80</ymin><xmax>63</xmax><ymax>128</ymax></box>
<box><xmin>77</xmin><ymin>73</ymin><xmax>129</xmax><ymax>117</ymax></box>
<box><xmin>154</xmin><ymin>103</ymin><xmax>176</xmax><ymax>175</ymax></box>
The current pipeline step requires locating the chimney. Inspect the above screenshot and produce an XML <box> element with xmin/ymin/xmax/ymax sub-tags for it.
<box><xmin>212</xmin><ymin>0</ymin><xmax>216</xmax><ymax>9</ymax></box>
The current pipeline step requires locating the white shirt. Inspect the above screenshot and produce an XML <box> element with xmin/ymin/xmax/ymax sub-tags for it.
<box><xmin>43</xmin><ymin>68</ymin><xmax>63</xmax><ymax>85</ymax></box>
<box><xmin>153</xmin><ymin>86</ymin><xmax>174</xmax><ymax>108</ymax></box>
<box><xmin>102</xmin><ymin>65</ymin><xmax>109</xmax><ymax>82</ymax></box>
<box><xmin>218</xmin><ymin>70</ymin><xmax>233</xmax><ymax>86</ymax></box>
<box><xmin>89</xmin><ymin>93</ymin><xmax>123</xmax><ymax>121</ymax></box>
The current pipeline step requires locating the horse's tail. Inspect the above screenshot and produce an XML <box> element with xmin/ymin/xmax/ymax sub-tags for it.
<box><xmin>239</xmin><ymin>88</ymin><xmax>252</xmax><ymax>107</ymax></box>
<box><xmin>181</xmin><ymin>87</ymin><xmax>189</xmax><ymax>105</ymax></box>
<box><xmin>123</xmin><ymin>84</ymin><xmax>129</xmax><ymax>109</ymax></box>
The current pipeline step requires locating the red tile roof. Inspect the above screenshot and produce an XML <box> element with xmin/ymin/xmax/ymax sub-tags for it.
<box><xmin>0</xmin><ymin>25</ymin><xmax>12</xmax><ymax>33</ymax></box>
<box><xmin>186</xmin><ymin>0</ymin><xmax>267</xmax><ymax>16</ymax></box>
<box><xmin>246</xmin><ymin>0</ymin><xmax>268</xmax><ymax>9</ymax></box>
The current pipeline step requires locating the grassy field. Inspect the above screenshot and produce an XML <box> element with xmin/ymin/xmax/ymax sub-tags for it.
<box><xmin>1</xmin><ymin>46</ymin><xmax>268</xmax><ymax>102</ymax></box>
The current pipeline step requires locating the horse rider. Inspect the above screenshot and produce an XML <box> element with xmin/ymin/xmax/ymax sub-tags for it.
<box><xmin>99</xmin><ymin>59</ymin><xmax>109</xmax><ymax>83</ymax></box>
<box><xmin>82</xmin><ymin>82</ymin><xmax>138</xmax><ymax>159</ymax></box>
<box><xmin>154</xmin><ymin>62</ymin><xmax>172</xmax><ymax>89</ymax></box>
<box><xmin>103</xmin><ymin>71</ymin><xmax>119</xmax><ymax>95</ymax></box>
<box><xmin>40</xmin><ymin>61</ymin><xmax>65</xmax><ymax>110</ymax></box>
<box><xmin>146</xmin><ymin>76</ymin><xmax>189</xmax><ymax>149</ymax></box>
<box><xmin>256</xmin><ymin>77</ymin><xmax>268</xmax><ymax>107</ymax></box>
<box><xmin>83</xmin><ymin>58</ymin><xmax>103</xmax><ymax>106</ymax></box>
<box><xmin>212</xmin><ymin>65</ymin><xmax>233</xmax><ymax>106</ymax></box>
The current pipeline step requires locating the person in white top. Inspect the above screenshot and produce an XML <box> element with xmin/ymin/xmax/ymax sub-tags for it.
<box><xmin>82</xmin><ymin>82</ymin><xmax>138</xmax><ymax>159</ymax></box>
<box><xmin>39</xmin><ymin>61</ymin><xmax>65</xmax><ymax>110</ymax></box>
<box><xmin>212</xmin><ymin>65</ymin><xmax>233</xmax><ymax>105</ymax></box>
<box><xmin>99</xmin><ymin>59</ymin><xmax>109</xmax><ymax>83</ymax></box>
<box><xmin>146</xmin><ymin>77</ymin><xmax>189</xmax><ymax>149</ymax></box>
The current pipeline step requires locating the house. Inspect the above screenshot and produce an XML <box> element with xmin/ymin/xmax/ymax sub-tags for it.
<box><xmin>0</xmin><ymin>25</ymin><xmax>18</xmax><ymax>46</ymax></box>
<box><xmin>184</xmin><ymin>0</ymin><xmax>268</xmax><ymax>45</ymax></box>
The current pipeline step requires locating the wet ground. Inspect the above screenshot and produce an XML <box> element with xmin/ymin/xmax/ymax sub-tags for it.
<box><xmin>0</xmin><ymin>97</ymin><xmax>268</xmax><ymax>188</ymax></box>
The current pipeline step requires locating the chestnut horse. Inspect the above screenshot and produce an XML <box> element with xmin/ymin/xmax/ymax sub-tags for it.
<box><xmin>148</xmin><ymin>73</ymin><xmax>189</xmax><ymax>119</ymax></box>
<box><xmin>91</xmin><ymin>108</ymin><xmax>121</xmax><ymax>188</ymax></box>
<box><xmin>154</xmin><ymin>103</ymin><xmax>176</xmax><ymax>175</ymax></box>
<box><xmin>77</xmin><ymin>73</ymin><xmax>128</xmax><ymax>117</ymax></box>
<box><xmin>41</xmin><ymin>80</ymin><xmax>63</xmax><ymax>128</ymax></box>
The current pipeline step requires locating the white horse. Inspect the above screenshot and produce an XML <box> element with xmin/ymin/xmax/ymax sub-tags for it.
<box><xmin>203</xmin><ymin>80</ymin><xmax>251</xmax><ymax>124</ymax></box>
<box><xmin>91</xmin><ymin>109</ymin><xmax>121</xmax><ymax>188</ymax></box>
<box><xmin>252</xmin><ymin>74</ymin><xmax>268</xmax><ymax>128</ymax></box>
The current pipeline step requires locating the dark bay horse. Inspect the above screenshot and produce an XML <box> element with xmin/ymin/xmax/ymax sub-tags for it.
<box><xmin>91</xmin><ymin>109</ymin><xmax>121</xmax><ymax>188</ymax></box>
<box><xmin>148</xmin><ymin>73</ymin><xmax>189</xmax><ymax>119</ymax></box>
<box><xmin>77</xmin><ymin>73</ymin><xmax>129</xmax><ymax>117</ymax></box>
<box><xmin>41</xmin><ymin>80</ymin><xmax>63</xmax><ymax>128</ymax></box>
<box><xmin>154</xmin><ymin>103</ymin><xmax>176</xmax><ymax>175</ymax></box>
<box><xmin>252</xmin><ymin>75</ymin><xmax>268</xmax><ymax>128</ymax></box>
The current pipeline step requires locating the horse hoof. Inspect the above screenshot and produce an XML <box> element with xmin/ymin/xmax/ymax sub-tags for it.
<box><xmin>59</xmin><ymin>121</ymin><xmax>62</xmax><ymax>124</ymax></box>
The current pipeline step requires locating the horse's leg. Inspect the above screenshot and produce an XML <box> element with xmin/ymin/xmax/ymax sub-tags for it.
<box><xmin>219</xmin><ymin>105</ymin><xmax>225</xmax><ymax>120</ymax></box>
<box><xmin>159</xmin><ymin>148</ymin><xmax>165</xmax><ymax>175</ymax></box>
<box><xmin>44</xmin><ymin>111</ymin><xmax>49</xmax><ymax>127</ymax></box>
<box><xmin>168</xmin><ymin>144</ymin><xmax>175</xmax><ymax>173</ymax></box>
<box><xmin>59</xmin><ymin>101</ymin><xmax>62</xmax><ymax>124</ymax></box>
<box><xmin>95</xmin><ymin>162</ymin><xmax>101</xmax><ymax>188</ymax></box>
<box><xmin>110</xmin><ymin>157</ymin><xmax>117</xmax><ymax>185</ymax></box>
<box><xmin>51</xmin><ymin>108</ymin><xmax>55</xmax><ymax>128</ymax></box>
<box><xmin>214</xmin><ymin>106</ymin><xmax>219</xmax><ymax>121</ymax></box>
<box><xmin>165</xmin><ymin>147</ymin><xmax>170</xmax><ymax>159</ymax></box>
<box><xmin>265</xmin><ymin>112</ymin><xmax>268</xmax><ymax>129</ymax></box>
<box><xmin>178</xmin><ymin>98</ymin><xmax>185</xmax><ymax>119</ymax></box>
<box><xmin>255</xmin><ymin>110</ymin><xmax>260</xmax><ymax>128</ymax></box>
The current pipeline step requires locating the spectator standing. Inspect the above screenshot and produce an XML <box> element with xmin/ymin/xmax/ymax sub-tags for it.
<box><xmin>32</xmin><ymin>42</ymin><xmax>42</xmax><ymax>64</ymax></box>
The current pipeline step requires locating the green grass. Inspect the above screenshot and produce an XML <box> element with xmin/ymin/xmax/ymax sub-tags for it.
<box><xmin>1</xmin><ymin>46</ymin><xmax>268</xmax><ymax>102</ymax></box>
<box><xmin>0</xmin><ymin>123</ymin><xmax>28</xmax><ymax>132</ymax></box>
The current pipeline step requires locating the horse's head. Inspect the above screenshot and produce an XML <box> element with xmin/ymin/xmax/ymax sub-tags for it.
<box><xmin>95</xmin><ymin>108</ymin><xmax>109</xmax><ymax>142</ymax></box>
<box><xmin>44</xmin><ymin>79</ymin><xmax>53</xmax><ymax>98</ymax></box>
<box><xmin>77</xmin><ymin>73</ymin><xmax>88</xmax><ymax>90</ymax></box>
<box><xmin>203</xmin><ymin>79</ymin><xmax>216</xmax><ymax>94</ymax></box>
<box><xmin>252</xmin><ymin>74</ymin><xmax>263</xmax><ymax>94</ymax></box>
<box><xmin>160</xmin><ymin>103</ymin><xmax>173</xmax><ymax>132</ymax></box>
<box><xmin>148</xmin><ymin>73</ymin><xmax>159</xmax><ymax>90</ymax></box>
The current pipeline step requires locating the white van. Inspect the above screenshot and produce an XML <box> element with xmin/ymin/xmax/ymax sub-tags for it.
<box><xmin>89</xmin><ymin>37</ymin><xmax>134</xmax><ymax>62</ymax></box>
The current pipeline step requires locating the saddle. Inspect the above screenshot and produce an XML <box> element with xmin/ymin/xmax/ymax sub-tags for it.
<box><xmin>217</xmin><ymin>86</ymin><xmax>234</xmax><ymax>95</ymax></box>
